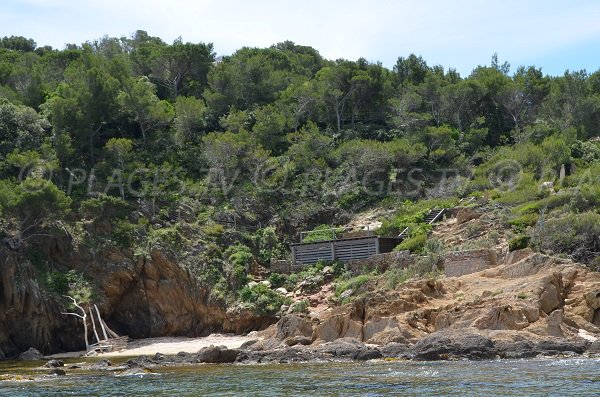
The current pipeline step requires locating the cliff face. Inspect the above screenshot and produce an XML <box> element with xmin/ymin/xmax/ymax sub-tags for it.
<box><xmin>0</xmin><ymin>238</ymin><xmax>272</xmax><ymax>356</ymax></box>
<box><xmin>0</xmin><ymin>250</ymin><xmax>81</xmax><ymax>357</ymax></box>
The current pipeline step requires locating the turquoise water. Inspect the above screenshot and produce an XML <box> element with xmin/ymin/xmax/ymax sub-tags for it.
<box><xmin>1</xmin><ymin>358</ymin><xmax>599</xmax><ymax>396</ymax></box>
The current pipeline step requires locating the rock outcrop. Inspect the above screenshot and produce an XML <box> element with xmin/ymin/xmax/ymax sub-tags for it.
<box><xmin>0</xmin><ymin>238</ymin><xmax>274</xmax><ymax>356</ymax></box>
<box><xmin>255</xmin><ymin>250</ymin><xmax>600</xmax><ymax>361</ymax></box>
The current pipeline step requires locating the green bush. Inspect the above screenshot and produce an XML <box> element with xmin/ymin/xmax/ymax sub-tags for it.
<box><xmin>239</xmin><ymin>283</ymin><xmax>290</xmax><ymax>315</ymax></box>
<box><xmin>509</xmin><ymin>235</ymin><xmax>530</xmax><ymax>251</ymax></box>
<box><xmin>111</xmin><ymin>219</ymin><xmax>138</xmax><ymax>248</ymax></box>
<box><xmin>268</xmin><ymin>272</ymin><xmax>286</xmax><ymax>289</ymax></box>
<box><xmin>79</xmin><ymin>194</ymin><xmax>130</xmax><ymax>219</ymax></box>
<box><xmin>302</xmin><ymin>224</ymin><xmax>345</xmax><ymax>243</ymax></box>
<box><xmin>534</xmin><ymin>212</ymin><xmax>600</xmax><ymax>263</ymax></box>
<box><xmin>335</xmin><ymin>274</ymin><xmax>373</xmax><ymax>297</ymax></box>
<box><xmin>396</xmin><ymin>232</ymin><xmax>428</xmax><ymax>253</ymax></box>
<box><xmin>509</xmin><ymin>213</ymin><xmax>539</xmax><ymax>233</ymax></box>
<box><xmin>224</xmin><ymin>244</ymin><xmax>253</xmax><ymax>290</ymax></box>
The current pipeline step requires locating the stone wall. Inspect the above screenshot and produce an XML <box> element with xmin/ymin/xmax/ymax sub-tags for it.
<box><xmin>442</xmin><ymin>249</ymin><xmax>498</xmax><ymax>277</ymax></box>
<box><xmin>346</xmin><ymin>250</ymin><xmax>413</xmax><ymax>275</ymax></box>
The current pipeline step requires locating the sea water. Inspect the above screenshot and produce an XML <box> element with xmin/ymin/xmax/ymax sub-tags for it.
<box><xmin>1</xmin><ymin>358</ymin><xmax>599</xmax><ymax>396</ymax></box>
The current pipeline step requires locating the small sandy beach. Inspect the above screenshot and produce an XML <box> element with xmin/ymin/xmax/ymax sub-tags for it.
<box><xmin>48</xmin><ymin>334</ymin><xmax>259</xmax><ymax>359</ymax></box>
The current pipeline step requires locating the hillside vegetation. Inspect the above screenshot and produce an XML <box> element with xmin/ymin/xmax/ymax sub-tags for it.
<box><xmin>1</xmin><ymin>32</ymin><xmax>600</xmax><ymax>315</ymax></box>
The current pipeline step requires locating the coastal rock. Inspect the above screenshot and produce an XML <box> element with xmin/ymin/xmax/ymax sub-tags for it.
<box><xmin>313</xmin><ymin>337</ymin><xmax>368</xmax><ymax>358</ymax></box>
<box><xmin>196</xmin><ymin>345</ymin><xmax>239</xmax><ymax>363</ymax></box>
<box><xmin>313</xmin><ymin>303</ymin><xmax>363</xmax><ymax>342</ymax></box>
<box><xmin>587</xmin><ymin>340</ymin><xmax>600</xmax><ymax>354</ymax></box>
<box><xmin>44</xmin><ymin>359</ymin><xmax>64</xmax><ymax>368</ymax></box>
<box><xmin>89</xmin><ymin>359</ymin><xmax>112</xmax><ymax>369</ymax></box>
<box><xmin>275</xmin><ymin>315</ymin><xmax>313</xmax><ymax>340</ymax></box>
<box><xmin>533</xmin><ymin>339</ymin><xmax>589</xmax><ymax>355</ymax></box>
<box><xmin>494</xmin><ymin>340</ymin><xmax>537</xmax><ymax>359</ymax></box>
<box><xmin>18</xmin><ymin>347</ymin><xmax>43</xmax><ymax>361</ymax></box>
<box><xmin>412</xmin><ymin>330</ymin><xmax>495</xmax><ymax>360</ymax></box>
<box><xmin>284</xmin><ymin>336</ymin><xmax>312</xmax><ymax>347</ymax></box>
<box><xmin>380</xmin><ymin>342</ymin><xmax>411</xmax><ymax>358</ymax></box>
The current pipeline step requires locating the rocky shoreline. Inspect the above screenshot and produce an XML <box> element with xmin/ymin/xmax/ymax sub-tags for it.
<box><xmin>16</xmin><ymin>330</ymin><xmax>600</xmax><ymax>378</ymax></box>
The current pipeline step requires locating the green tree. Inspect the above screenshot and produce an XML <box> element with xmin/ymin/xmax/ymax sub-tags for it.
<box><xmin>0</xmin><ymin>98</ymin><xmax>49</xmax><ymax>157</ymax></box>
<box><xmin>1</xmin><ymin>178</ymin><xmax>71</xmax><ymax>247</ymax></box>
<box><xmin>118</xmin><ymin>76</ymin><xmax>174</xmax><ymax>145</ymax></box>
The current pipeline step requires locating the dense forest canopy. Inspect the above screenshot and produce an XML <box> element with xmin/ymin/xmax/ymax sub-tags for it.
<box><xmin>2</xmin><ymin>31</ymin><xmax>600</xmax><ymax>306</ymax></box>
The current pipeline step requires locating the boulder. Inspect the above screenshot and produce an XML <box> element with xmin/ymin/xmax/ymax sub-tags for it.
<box><xmin>48</xmin><ymin>368</ymin><xmax>66</xmax><ymax>376</ymax></box>
<box><xmin>44</xmin><ymin>359</ymin><xmax>64</xmax><ymax>368</ymax></box>
<box><xmin>313</xmin><ymin>337</ymin><xmax>366</xmax><ymax>358</ymax></box>
<box><xmin>275</xmin><ymin>314</ymin><xmax>313</xmax><ymax>340</ymax></box>
<box><xmin>18</xmin><ymin>347</ymin><xmax>43</xmax><ymax>361</ymax></box>
<box><xmin>355</xmin><ymin>348</ymin><xmax>382</xmax><ymax>361</ymax></box>
<box><xmin>380</xmin><ymin>343</ymin><xmax>411</xmax><ymax>358</ymax></box>
<box><xmin>539</xmin><ymin>282</ymin><xmax>561</xmax><ymax>315</ymax></box>
<box><xmin>412</xmin><ymin>330</ymin><xmax>495</xmax><ymax>360</ymax></box>
<box><xmin>587</xmin><ymin>340</ymin><xmax>600</xmax><ymax>354</ymax></box>
<box><xmin>494</xmin><ymin>340</ymin><xmax>537</xmax><ymax>359</ymax></box>
<box><xmin>89</xmin><ymin>359</ymin><xmax>112</xmax><ymax>369</ymax></box>
<box><xmin>533</xmin><ymin>339</ymin><xmax>588</xmax><ymax>355</ymax></box>
<box><xmin>196</xmin><ymin>345</ymin><xmax>239</xmax><ymax>363</ymax></box>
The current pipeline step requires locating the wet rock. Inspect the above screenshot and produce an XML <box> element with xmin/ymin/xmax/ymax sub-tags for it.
<box><xmin>0</xmin><ymin>347</ymin><xmax>5</xmax><ymax>360</ymax></box>
<box><xmin>48</xmin><ymin>368</ymin><xmax>66</xmax><ymax>376</ymax></box>
<box><xmin>354</xmin><ymin>348</ymin><xmax>382</xmax><ymax>361</ymax></box>
<box><xmin>243</xmin><ymin>346</ymin><xmax>320</xmax><ymax>364</ymax></box>
<box><xmin>412</xmin><ymin>330</ymin><xmax>495</xmax><ymax>360</ymax></box>
<box><xmin>89</xmin><ymin>359</ymin><xmax>112</xmax><ymax>369</ymax></box>
<box><xmin>125</xmin><ymin>356</ymin><xmax>156</xmax><ymax>368</ymax></box>
<box><xmin>44</xmin><ymin>359</ymin><xmax>64</xmax><ymax>368</ymax></box>
<box><xmin>533</xmin><ymin>339</ymin><xmax>589</xmax><ymax>356</ymax></box>
<box><xmin>380</xmin><ymin>343</ymin><xmax>411</xmax><ymax>358</ymax></box>
<box><xmin>196</xmin><ymin>345</ymin><xmax>239</xmax><ymax>363</ymax></box>
<box><xmin>313</xmin><ymin>338</ymin><xmax>366</xmax><ymax>358</ymax></box>
<box><xmin>18</xmin><ymin>347</ymin><xmax>43</xmax><ymax>361</ymax></box>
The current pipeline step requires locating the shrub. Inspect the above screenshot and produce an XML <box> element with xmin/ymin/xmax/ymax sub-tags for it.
<box><xmin>509</xmin><ymin>213</ymin><xmax>539</xmax><ymax>233</ymax></box>
<box><xmin>224</xmin><ymin>244</ymin><xmax>253</xmax><ymax>289</ymax></box>
<box><xmin>396</xmin><ymin>232</ymin><xmax>428</xmax><ymax>253</ymax></box>
<box><xmin>290</xmin><ymin>299</ymin><xmax>309</xmax><ymax>314</ymax></box>
<box><xmin>335</xmin><ymin>274</ymin><xmax>373</xmax><ymax>297</ymax></box>
<box><xmin>239</xmin><ymin>283</ymin><xmax>290</xmax><ymax>315</ymax></box>
<box><xmin>79</xmin><ymin>194</ymin><xmax>130</xmax><ymax>219</ymax></box>
<box><xmin>534</xmin><ymin>212</ymin><xmax>600</xmax><ymax>263</ymax></box>
<box><xmin>268</xmin><ymin>272</ymin><xmax>286</xmax><ymax>289</ymax></box>
<box><xmin>302</xmin><ymin>224</ymin><xmax>345</xmax><ymax>243</ymax></box>
<box><xmin>509</xmin><ymin>235</ymin><xmax>530</xmax><ymax>251</ymax></box>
